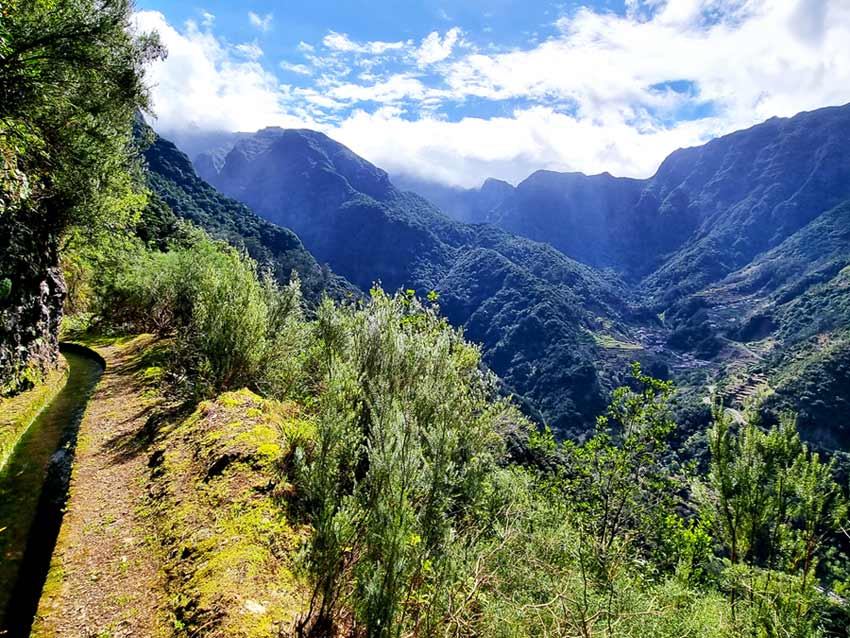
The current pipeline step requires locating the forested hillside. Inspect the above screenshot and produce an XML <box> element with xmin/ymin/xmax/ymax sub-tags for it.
<box><xmin>406</xmin><ymin>105</ymin><xmax>850</xmax><ymax>293</ymax></box>
<box><xmin>1</xmin><ymin>2</ymin><xmax>849</xmax><ymax>637</ymax></box>
<box><xmin>139</xmin><ymin>124</ymin><xmax>357</xmax><ymax>303</ymax></box>
<box><xmin>196</xmin><ymin>127</ymin><xmax>648</xmax><ymax>434</ymax></box>
<box><xmin>191</xmin><ymin>111</ymin><xmax>850</xmax><ymax>449</ymax></box>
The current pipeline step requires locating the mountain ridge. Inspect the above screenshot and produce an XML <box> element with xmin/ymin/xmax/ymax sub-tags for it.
<box><xmin>138</xmin><ymin>122</ymin><xmax>358</xmax><ymax>303</ymax></box>
<box><xmin>174</xmin><ymin>103</ymin><xmax>850</xmax><ymax>449</ymax></box>
<box><xmin>191</xmin><ymin>126</ymin><xmax>646</xmax><ymax>436</ymax></box>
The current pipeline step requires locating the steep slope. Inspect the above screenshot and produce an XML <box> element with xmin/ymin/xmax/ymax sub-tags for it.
<box><xmin>642</xmin><ymin>104</ymin><xmax>850</xmax><ymax>305</ymax></box>
<box><xmin>682</xmin><ymin>201</ymin><xmax>850</xmax><ymax>447</ymax></box>
<box><xmin>187</xmin><ymin>105</ymin><xmax>850</xmax><ymax>450</ymax></box>
<box><xmin>204</xmin><ymin>128</ymin><xmax>460</xmax><ymax>292</ymax></box>
<box><xmin>395</xmin><ymin>105</ymin><xmax>850</xmax><ymax>448</ymax></box>
<box><xmin>198</xmin><ymin>127</ymin><xmax>642</xmax><ymax>435</ymax></box>
<box><xmin>139</xmin><ymin>126</ymin><xmax>356</xmax><ymax>302</ymax></box>
<box><xmin>417</xmin><ymin>104</ymin><xmax>850</xmax><ymax>299</ymax></box>
<box><xmin>492</xmin><ymin>171</ymin><xmax>663</xmax><ymax>277</ymax></box>
<box><xmin>705</xmin><ymin>201</ymin><xmax>850</xmax><ymax>345</ymax></box>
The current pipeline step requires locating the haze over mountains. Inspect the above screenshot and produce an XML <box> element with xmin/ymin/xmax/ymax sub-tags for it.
<box><xmin>152</xmin><ymin>103</ymin><xmax>850</xmax><ymax>449</ymax></box>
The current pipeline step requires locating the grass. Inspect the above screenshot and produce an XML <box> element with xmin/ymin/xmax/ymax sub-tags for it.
<box><xmin>591</xmin><ymin>331</ymin><xmax>643</xmax><ymax>351</ymax></box>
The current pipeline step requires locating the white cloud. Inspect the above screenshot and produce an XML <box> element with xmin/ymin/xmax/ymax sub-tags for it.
<box><xmin>234</xmin><ymin>41</ymin><xmax>263</xmax><ymax>61</ymax></box>
<box><xmin>442</xmin><ymin>0</ymin><xmax>850</xmax><ymax>128</ymax></box>
<box><xmin>330</xmin><ymin>105</ymin><xmax>719</xmax><ymax>188</ymax></box>
<box><xmin>248</xmin><ymin>11</ymin><xmax>273</xmax><ymax>33</ymax></box>
<box><xmin>280</xmin><ymin>61</ymin><xmax>313</xmax><ymax>75</ymax></box>
<box><xmin>414</xmin><ymin>28</ymin><xmax>462</xmax><ymax>66</ymax></box>
<box><xmin>200</xmin><ymin>11</ymin><xmax>215</xmax><ymax>28</ymax></box>
<box><xmin>133</xmin><ymin>11</ymin><xmax>309</xmax><ymax>133</ymax></box>
<box><xmin>323</xmin><ymin>31</ymin><xmax>407</xmax><ymax>55</ymax></box>
<box><xmin>328</xmin><ymin>74</ymin><xmax>448</xmax><ymax>105</ymax></box>
<box><xmin>135</xmin><ymin>0</ymin><xmax>850</xmax><ymax>189</ymax></box>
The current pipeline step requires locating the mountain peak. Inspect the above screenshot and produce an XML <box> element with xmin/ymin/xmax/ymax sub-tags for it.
<box><xmin>480</xmin><ymin>177</ymin><xmax>514</xmax><ymax>194</ymax></box>
<box><xmin>220</xmin><ymin>128</ymin><xmax>392</xmax><ymax>201</ymax></box>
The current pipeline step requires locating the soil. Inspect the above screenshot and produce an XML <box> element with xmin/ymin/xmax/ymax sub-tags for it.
<box><xmin>31</xmin><ymin>336</ymin><xmax>171</xmax><ymax>638</ymax></box>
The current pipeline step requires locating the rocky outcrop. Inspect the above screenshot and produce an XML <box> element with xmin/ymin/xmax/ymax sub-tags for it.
<box><xmin>0</xmin><ymin>207</ymin><xmax>65</xmax><ymax>396</ymax></box>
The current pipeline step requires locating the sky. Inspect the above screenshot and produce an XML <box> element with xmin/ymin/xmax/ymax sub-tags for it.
<box><xmin>133</xmin><ymin>0</ymin><xmax>850</xmax><ymax>188</ymax></box>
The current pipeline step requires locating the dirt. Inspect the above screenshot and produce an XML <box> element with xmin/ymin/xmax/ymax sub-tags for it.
<box><xmin>31</xmin><ymin>335</ymin><xmax>171</xmax><ymax>638</ymax></box>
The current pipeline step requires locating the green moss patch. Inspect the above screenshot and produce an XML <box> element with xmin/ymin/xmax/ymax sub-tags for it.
<box><xmin>0</xmin><ymin>357</ymin><xmax>69</xmax><ymax>473</ymax></box>
<box><xmin>144</xmin><ymin>389</ymin><xmax>312</xmax><ymax>637</ymax></box>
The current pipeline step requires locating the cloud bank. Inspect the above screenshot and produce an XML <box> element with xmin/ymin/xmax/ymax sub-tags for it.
<box><xmin>134</xmin><ymin>0</ymin><xmax>850</xmax><ymax>188</ymax></box>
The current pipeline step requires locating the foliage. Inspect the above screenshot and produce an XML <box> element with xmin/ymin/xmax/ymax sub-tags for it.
<box><xmin>700</xmin><ymin>404</ymin><xmax>849</xmax><ymax>634</ymax></box>
<box><xmin>92</xmin><ymin>230</ymin><xmax>307</xmax><ymax>395</ymax></box>
<box><xmin>198</xmin><ymin>126</ymin><xmax>638</xmax><ymax>436</ymax></box>
<box><xmin>75</xmin><ymin>223</ymin><xmax>850</xmax><ymax>636</ymax></box>
<box><xmin>294</xmin><ymin>289</ymin><xmax>509</xmax><ymax>637</ymax></box>
<box><xmin>0</xmin><ymin>0</ymin><xmax>162</xmax><ymax>229</ymax></box>
<box><xmin>0</xmin><ymin>0</ymin><xmax>162</xmax><ymax>394</ymax></box>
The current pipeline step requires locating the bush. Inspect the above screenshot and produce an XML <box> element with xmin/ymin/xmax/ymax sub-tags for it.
<box><xmin>295</xmin><ymin>289</ymin><xmax>512</xmax><ymax>637</ymax></box>
<box><xmin>93</xmin><ymin>230</ymin><xmax>305</xmax><ymax>395</ymax></box>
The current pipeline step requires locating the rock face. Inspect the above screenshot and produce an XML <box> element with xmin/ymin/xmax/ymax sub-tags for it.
<box><xmin>0</xmin><ymin>208</ymin><xmax>65</xmax><ymax>396</ymax></box>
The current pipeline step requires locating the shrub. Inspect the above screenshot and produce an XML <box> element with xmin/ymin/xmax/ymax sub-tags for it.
<box><xmin>93</xmin><ymin>230</ymin><xmax>305</xmax><ymax>395</ymax></box>
<box><xmin>295</xmin><ymin>289</ymin><xmax>511</xmax><ymax>637</ymax></box>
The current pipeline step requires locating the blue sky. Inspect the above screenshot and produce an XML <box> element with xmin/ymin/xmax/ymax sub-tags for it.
<box><xmin>134</xmin><ymin>0</ymin><xmax>850</xmax><ymax>187</ymax></box>
<box><xmin>137</xmin><ymin>1</ymin><xmax>627</xmax><ymax>53</ymax></box>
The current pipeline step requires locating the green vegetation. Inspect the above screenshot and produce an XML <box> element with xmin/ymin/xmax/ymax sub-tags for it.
<box><xmin>90</xmin><ymin>230</ymin><xmax>307</xmax><ymax>398</ymax></box>
<box><xmin>293</xmin><ymin>289</ymin><xmax>508</xmax><ymax>637</ymax></box>
<box><xmin>140</xmin><ymin>126</ymin><xmax>357</xmax><ymax>304</ymax></box>
<box><xmin>1</xmin><ymin>2</ymin><xmax>848</xmax><ymax>636</ymax></box>
<box><xmin>84</xmin><ymin>233</ymin><xmax>848</xmax><ymax>635</ymax></box>
<box><xmin>591</xmin><ymin>331</ymin><xmax>643</xmax><ymax>350</ymax></box>
<box><xmin>145</xmin><ymin>389</ymin><xmax>306</xmax><ymax>637</ymax></box>
<box><xmin>0</xmin><ymin>0</ymin><xmax>160</xmax><ymax>393</ymax></box>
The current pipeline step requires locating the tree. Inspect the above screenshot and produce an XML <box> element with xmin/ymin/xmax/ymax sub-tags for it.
<box><xmin>790</xmin><ymin>448</ymin><xmax>847</xmax><ymax>607</ymax></box>
<box><xmin>568</xmin><ymin>363</ymin><xmax>678</xmax><ymax>576</ymax></box>
<box><xmin>702</xmin><ymin>406</ymin><xmax>848</xmax><ymax>633</ymax></box>
<box><xmin>0</xmin><ymin>0</ymin><xmax>162</xmax><ymax>394</ymax></box>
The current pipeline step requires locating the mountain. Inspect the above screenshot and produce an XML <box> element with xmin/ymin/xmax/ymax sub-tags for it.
<box><xmin>391</xmin><ymin>105</ymin><xmax>850</xmax><ymax>448</ymax></box>
<box><xmin>686</xmin><ymin>200</ymin><xmax>850</xmax><ymax>448</ymax></box>
<box><xmin>195</xmin><ymin>126</ymin><xmax>657</xmax><ymax>436</ymax></box>
<box><xmin>187</xmin><ymin>104</ymin><xmax>850</xmax><ymax>451</ymax></box>
<box><xmin>137</xmin><ymin>124</ymin><xmax>356</xmax><ymax>303</ymax></box>
<box><xmin>415</xmin><ymin>105</ymin><xmax>850</xmax><ymax>299</ymax></box>
<box><xmin>392</xmin><ymin>175</ymin><xmax>516</xmax><ymax>225</ymax></box>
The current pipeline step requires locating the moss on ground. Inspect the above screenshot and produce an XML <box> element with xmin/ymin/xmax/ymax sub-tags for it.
<box><xmin>144</xmin><ymin>388</ymin><xmax>312</xmax><ymax>637</ymax></box>
<box><xmin>0</xmin><ymin>357</ymin><xmax>69</xmax><ymax>473</ymax></box>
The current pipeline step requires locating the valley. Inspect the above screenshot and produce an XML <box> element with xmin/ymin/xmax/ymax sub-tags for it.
<box><xmin>2</xmin><ymin>2</ymin><xmax>850</xmax><ymax>635</ymax></box>
<box><xmin>176</xmin><ymin>104</ymin><xmax>850</xmax><ymax>450</ymax></box>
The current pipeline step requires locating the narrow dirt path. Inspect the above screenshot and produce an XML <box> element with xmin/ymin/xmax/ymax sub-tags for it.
<box><xmin>31</xmin><ymin>336</ymin><xmax>171</xmax><ymax>638</ymax></box>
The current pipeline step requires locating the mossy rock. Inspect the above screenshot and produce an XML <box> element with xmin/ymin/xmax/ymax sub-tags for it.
<box><xmin>145</xmin><ymin>389</ymin><xmax>313</xmax><ymax>637</ymax></box>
